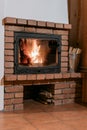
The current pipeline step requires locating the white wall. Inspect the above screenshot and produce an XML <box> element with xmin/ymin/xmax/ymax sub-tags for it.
<box><xmin>4</xmin><ymin>0</ymin><xmax>68</xmax><ymax>23</ymax></box>
<box><xmin>0</xmin><ymin>0</ymin><xmax>68</xmax><ymax>110</ymax></box>
<box><xmin>0</xmin><ymin>0</ymin><xmax>5</xmax><ymax>111</ymax></box>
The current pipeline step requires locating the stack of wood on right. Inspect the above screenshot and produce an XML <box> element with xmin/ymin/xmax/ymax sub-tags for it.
<box><xmin>69</xmin><ymin>47</ymin><xmax>82</xmax><ymax>72</ymax></box>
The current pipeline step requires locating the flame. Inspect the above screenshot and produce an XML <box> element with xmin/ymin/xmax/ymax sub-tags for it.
<box><xmin>19</xmin><ymin>38</ymin><xmax>51</xmax><ymax>66</ymax></box>
<box><xmin>28</xmin><ymin>40</ymin><xmax>42</xmax><ymax>64</ymax></box>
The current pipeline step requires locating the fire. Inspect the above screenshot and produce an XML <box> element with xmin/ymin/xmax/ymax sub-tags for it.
<box><xmin>28</xmin><ymin>40</ymin><xmax>43</xmax><ymax>64</ymax></box>
<box><xmin>19</xmin><ymin>38</ymin><xmax>50</xmax><ymax>66</ymax></box>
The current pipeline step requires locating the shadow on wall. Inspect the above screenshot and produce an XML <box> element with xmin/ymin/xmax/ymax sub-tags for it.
<box><xmin>0</xmin><ymin>77</ymin><xmax>4</xmax><ymax>85</ymax></box>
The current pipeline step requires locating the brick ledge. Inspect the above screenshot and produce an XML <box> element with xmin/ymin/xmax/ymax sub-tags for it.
<box><xmin>4</xmin><ymin>73</ymin><xmax>82</xmax><ymax>82</ymax></box>
<box><xmin>3</xmin><ymin>17</ymin><xmax>72</xmax><ymax>30</ymax></box>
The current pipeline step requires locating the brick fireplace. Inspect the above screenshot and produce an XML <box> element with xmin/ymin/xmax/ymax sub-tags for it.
<box><xmin>3</xmin><ymin>17</ymin><xmax>82</xmax><ymax>111</ymax></box>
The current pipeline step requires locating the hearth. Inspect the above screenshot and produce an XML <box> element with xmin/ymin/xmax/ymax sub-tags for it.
<box><xmin>14</xmin><ymin>32</ymin><xmax>61</xmax><ymax>74</ymax></box>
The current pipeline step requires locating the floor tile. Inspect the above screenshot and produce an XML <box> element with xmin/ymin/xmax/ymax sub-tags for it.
<box><xmin>35</xmin><ymin>120</ymin><xmax>75</xmax><ymax>130</ymax></box>
<box><xmin>0</xmin><ymin>100</ymin><xmax>87</xmax><ymax>130</ymax></box>
<box><xmin>64</xmin><ymin>117</ymin><xmax>87</xmax><ymax>130</ymax></box>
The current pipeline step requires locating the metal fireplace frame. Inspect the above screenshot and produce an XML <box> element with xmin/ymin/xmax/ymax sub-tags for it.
<box><xmin>14</xmin><ymin>32</ymin><xmax>61</xmax><ymax>74</ymax></box>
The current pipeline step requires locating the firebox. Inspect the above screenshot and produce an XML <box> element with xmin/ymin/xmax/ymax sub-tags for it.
<box><xmin>14</xmin><ymin>32</ymin><xmax>61</xmax><ymax>74</ymax></box>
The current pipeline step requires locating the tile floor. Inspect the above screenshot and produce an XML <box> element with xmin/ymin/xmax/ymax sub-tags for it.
<box><xmin>0</xmin><ymin>100</ymin><xmax>87</xmax><ymax>130</ymax></box>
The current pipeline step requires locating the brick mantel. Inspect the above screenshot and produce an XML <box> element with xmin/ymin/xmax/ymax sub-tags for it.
<box><xmin>3</xmin><ymin>17</ymin><xmax>72</xmax><ymax>29</ymax></box>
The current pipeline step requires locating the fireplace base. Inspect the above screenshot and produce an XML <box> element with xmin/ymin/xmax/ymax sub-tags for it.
<box><xmin>4</xmin><ymin>73</ymin><xmax>82</xmax><ymax>111</ymax></box>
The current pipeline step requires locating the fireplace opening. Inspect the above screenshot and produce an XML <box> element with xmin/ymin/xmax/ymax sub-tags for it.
<box><xmin>14</xmin><ymin>32</ymin><xmax>61</xmax><ymax>74</ymax></box>
<box><xmin>24</xmin><ymin>84</ymin><xmax>54</xmax><ymax>105</ymax></box>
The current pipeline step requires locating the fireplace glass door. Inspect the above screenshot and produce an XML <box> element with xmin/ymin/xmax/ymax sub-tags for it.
<box><xmin>14</xmin><ymin>32</ymin><xmax>61</xmax><ymax>74</ymax></box>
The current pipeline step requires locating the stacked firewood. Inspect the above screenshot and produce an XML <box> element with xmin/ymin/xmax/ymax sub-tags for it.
<box><xmin>69</xmin><ymin>46</ymin><xmax>82</xmax><ymax>54</ymax></box>
<box><xmin>69</xmin><ymin>46</ymin><xmax>82</xmax><ymax>72</ymax></box>
<box><xmin>37</xmin><ymin>90</ymin><xmax>53</xmax><ymax>104</ymax></box>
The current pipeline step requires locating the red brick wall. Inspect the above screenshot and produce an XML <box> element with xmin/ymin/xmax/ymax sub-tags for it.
<box><xmin>3</xmin><ymin>17</ymin><xmax>82</xmax><ymax>111</ymax></box>
<box><xmin>3</xmin><ymin>17</ymin><xmax>71</xmax><ymax>78</ymax></box>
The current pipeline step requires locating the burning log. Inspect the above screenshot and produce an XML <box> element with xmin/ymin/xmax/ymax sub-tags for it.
<box><xmin>19</xmin><ymin>38</ymin><xmax>51</xmax><ymax>66</ymax></box>
<box><xmin>19</xmin><ymin>39</ymin><xmax>31</xmax><ymax>65</ymax></box>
